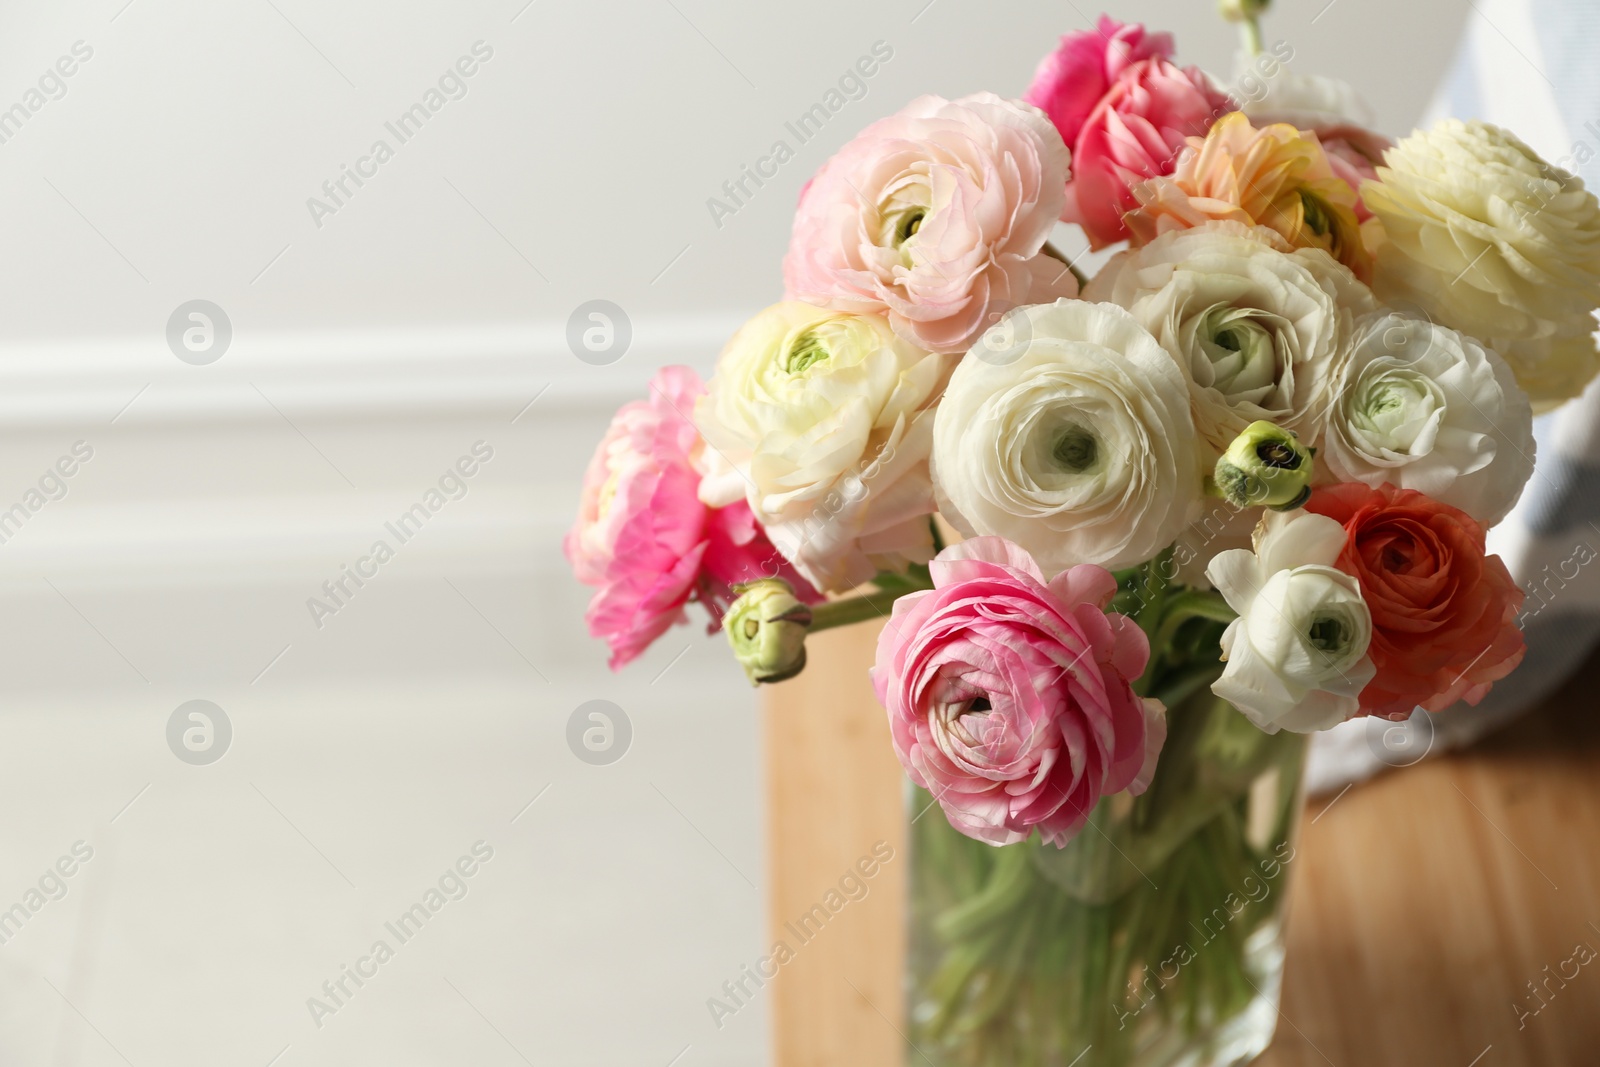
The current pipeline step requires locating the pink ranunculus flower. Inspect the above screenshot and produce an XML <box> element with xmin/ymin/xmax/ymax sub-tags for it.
<box><xmin>1023</xmin><ymin>16</ymin><xmax>1174</xmax><ymax>152</ymax></box>
<box><xmin>1314</xmin><ymin>126</ymin><xmax>1388</xmax><ymax>220</ymax></box>
<box><xmin>872</xmin><ymin>537</ymin><xmax>1166</xmax><ymax>847</ymax></box>
<box><xmin>566</xmin><ymin>366</ymin><xmax>817</xmax><ymax>670</ymax></box>
<box><xmin>1062</xmin><ymin>56</ymin><xmax>1234</xmax><ymax>248</ymax></box>
<box><xmin>782</xmin><ymin>92</ymin><xmax>1078</xmax><ymax>356</ymax></box>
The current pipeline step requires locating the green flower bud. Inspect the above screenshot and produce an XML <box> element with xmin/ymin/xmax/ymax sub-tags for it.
<box><xmin>724</xmin><ymin>579</ymin><xmax>813</xmax><ymax>686</ymax></box>
<box><xmin>1219</xmin><ymin>0</ymin><xmax>1269</xmax><ymax>20</ymax></box>
<box><xmin>1210</xmin><ymin>421</ymin><xmax>1315</xmax><ymax>511</ymax></box>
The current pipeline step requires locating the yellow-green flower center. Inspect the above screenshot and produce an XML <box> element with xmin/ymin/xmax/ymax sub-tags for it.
<box><xmin>893</xmin><ymin>209</ymin><xmax>925</xmax><ymax>246</ymax></box>
<box><xmin>785</xmin><ymin>330</ymin><xmax>830</xmax><ymax>374</ymax></box>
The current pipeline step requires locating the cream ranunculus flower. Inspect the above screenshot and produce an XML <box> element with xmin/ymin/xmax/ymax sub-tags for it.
<box><xmin>1487</xmin><ymin>333</ymin><xmax>1600</xmax><ymax>412</ymax></box>
<box><xmin>1324</xmin><ymin>312</ymin><xmax>1535</xmax><ymax>526</ymax></box>
<box><xmin>1084</xmin><ymin>221</ymin><xmax>1375</xmax><ymax>457</ymax></box>
<box><xmin>1206</xmin><ymin>509</ymin><xmax>1375</xmax><ymax>733</ymax></box>
<box><xmin>1362</xmin><ymin>119</ymin><xmax>1600</xmax><ymax>405</ymax></box>
<box><xmin>931</xmin><ymin>299</ymin><xmax>1202</xmax><ymax>574</ymax></box>
<box><xmin>696</xmin><ymin>302</ymin><xmax>949</xmax><ymax>594</ymax></box>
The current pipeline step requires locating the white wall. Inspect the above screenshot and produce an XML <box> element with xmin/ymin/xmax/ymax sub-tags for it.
<box><xmin>0</xmin><ymin>1</ymin><xmax>1467</xmax><ymax>1064</ymax></box>
<box><xmin>1</xmin><ymin>0</ymin><xmax>1467</xmax><ymax>343</ymax></box>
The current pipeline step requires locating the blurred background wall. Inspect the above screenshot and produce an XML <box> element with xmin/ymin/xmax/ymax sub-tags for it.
<box><xmin>0</xmin><ymin>1</ymin><xmax>1469</xmax><ymax>1064</ymax></box>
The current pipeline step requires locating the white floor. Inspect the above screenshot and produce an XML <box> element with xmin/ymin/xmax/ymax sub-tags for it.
<box><xmin>0</xmin><ymin>641</ymin><xmax>769</xmax><ymax>1067</ymax></box>
<box><xmin>0</xmin><ymin>395</ymin><xmax>770</xmax><ymax>1066</ymax></box>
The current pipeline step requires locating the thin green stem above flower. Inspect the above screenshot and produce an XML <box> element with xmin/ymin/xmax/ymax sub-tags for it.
<box><xmin>1241</xmin><ymin>15</ymin><xmax>1264</xmax><ymax>56</ymax></box>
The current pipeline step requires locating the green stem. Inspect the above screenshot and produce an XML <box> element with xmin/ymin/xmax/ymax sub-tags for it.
<box><xmin>1137</xmin><ymin>550</ymin><xmax>1174</xmax><ymax>628</ymax></box>
<box><xmin>1241</xmin><ymin>15</ymin><xmax>1264</xmax><ymax>56</ymax></box>
<box><xmin>1041</xmin><ymin>240</ymin><xmax>1090</xmax><ymax>289</ymax></box>
<box><xmin>808</xmin><ymin>589</ymin><xmax>906</xmax><ymax>631</ymax></box>
<box><xmin>907</xmin><ymin>633</ymin><xmax>1306</xmax><ymax>1065</ymax></box>
<box><xmin>936</xmin><ymin>843</ymin><xmax>1035</xmax><ymax>941</ymax></box>
<box><xmin>1128</xmin><ymin>552</ymin><xmax>1176</xmax><ymax>696</ymax></box>
<box><xmin>1151</xmin><ymin>662</ymin><xmax>1226</xmax><ymax>712</ymax></box>
<box><xmin>1149</xmin><ymin>591</ymin><xmax>1237</xmax><ymax>656</ymax></box>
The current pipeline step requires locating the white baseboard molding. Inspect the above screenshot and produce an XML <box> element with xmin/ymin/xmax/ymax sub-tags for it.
<box><xmin>0</xmin><ymin>320</ymin><xmax>745</xmax><ymax>587</ymax></box>
<box><xmin>0</xmin><ymin>316</ymin><xmax>742</xmax><ymax>426</ymax></box>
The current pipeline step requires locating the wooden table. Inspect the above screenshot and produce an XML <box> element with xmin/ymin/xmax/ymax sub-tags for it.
<box><xmin>764</xmin><ymin>621</ymin><xmax>1600</xmax><ymax>1066</ymax></box>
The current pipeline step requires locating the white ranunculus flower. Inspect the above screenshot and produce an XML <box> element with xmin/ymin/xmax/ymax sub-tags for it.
<box><xmin>696</xmin><ymin>302</ymin><xmax>949</xmax><ymax>593</ymax></box>
<box><xmin>1233</xmin><ymin>50</ymin><xmax>1374</xmax><ymax>129</ymax></box>
<box><xmin>1233</xmin><ymin>57</ymin><xmax>1390</xmax><ymax>198</ymax></box>
<box><xmin>1084</xmin><ymin>222</ymin><xmax>1375</xmax><ymax>456</ymax></box>
<box><xmin>1207</xmin><ymin>509</ymin><xmax>1376</xmax><ymax>733</ymax></box>
<box><xmin>931</xmin><ymin>299</ymin><xmax>1202</xmax><ymax>574</ymax></box>
<box><xmin>1362</xmin><ymin>119</ymin><xmax>1600</xmax><ymax>405</ymax></box>
<box><xmin>1324</xmin><ymin>312</ymin><xmax>1535</xmax><ymax>525</ymax></box>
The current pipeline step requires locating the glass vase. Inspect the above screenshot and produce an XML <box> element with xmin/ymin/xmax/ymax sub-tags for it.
<box><xmin>906</xmin><ymin>689</ymin><xmax>1308</xmax><ymax>1067</ymax></box>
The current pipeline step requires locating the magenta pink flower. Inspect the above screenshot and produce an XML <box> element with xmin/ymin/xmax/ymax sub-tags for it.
<box><xmin>566</xmin><ymin>366</ymin><xmax>816</xmax><ymax>669</ymax></box>
<box><xmin>872</xmin><ymin>537</ymin><xmax>1166</xmax><ymax>847</ymax></box>
<box><xmin>782</xmin><ymin>93</ymin><xmax>1077</xmax><ymax>356</ymax></box>
<box><xmin>1024</xmin><ymin>16</ymin><xmax>1174</xmax><ymax>151</ymax></box>
<box><xmin>1063</xmin><ymin>57</ymin><xmax>1233</xmax><ymax>248</ymax></box>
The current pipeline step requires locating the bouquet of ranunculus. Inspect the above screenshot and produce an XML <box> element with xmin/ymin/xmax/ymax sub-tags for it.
<box><xmin>569</xmin><ymin>5</ymin><xmax>1599</xmax><ymax>1064</ymax></box>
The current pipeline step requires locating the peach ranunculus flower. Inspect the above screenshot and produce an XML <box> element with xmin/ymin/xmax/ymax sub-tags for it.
<box><xmin>1125</xmin><ymin>112</ymin><xmax>1373</xmax><ymax>282</ymax></box>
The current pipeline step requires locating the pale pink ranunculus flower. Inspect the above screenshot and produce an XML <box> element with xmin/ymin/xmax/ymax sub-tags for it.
<box><xmin>1062</xmin><ymin>56</ymin><xmax>1234</xmax><ymax>248</ymax></box>
<box><xmin>782</xmin><ymin>92</ymin><xmax>1078</xmax><ymax>356</ymax></box>
<box><xmin>566</xmin><ymin>366</ymin><xmax>816</xmax><ymax>669</ymax></box>
<box><xmin>1023</xmin><ymin>16</ymin><xmax>1174</xmax><ymax>152</ymax></box>
<box><xmin>872</xmin><ymin>537</ymin><xmax>1166</xmax><ymax>848</ymax></box>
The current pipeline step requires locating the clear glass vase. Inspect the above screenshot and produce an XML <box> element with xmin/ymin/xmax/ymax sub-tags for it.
<box><xmin>907</xmin><ymin>689</ymin><xmax>1308</xmax><ymax>1067</ymax></box>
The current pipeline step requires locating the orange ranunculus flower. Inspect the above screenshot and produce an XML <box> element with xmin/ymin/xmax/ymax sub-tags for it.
<box><xmin>1305</xmin><ymin>482</ymin><xmax>1525</xmax><ymax>720</ymax></box>
<box><xmin>1125</xmin><ymin>112</ymin><xmax>1373</xmax><ymax>282</ymax></box>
